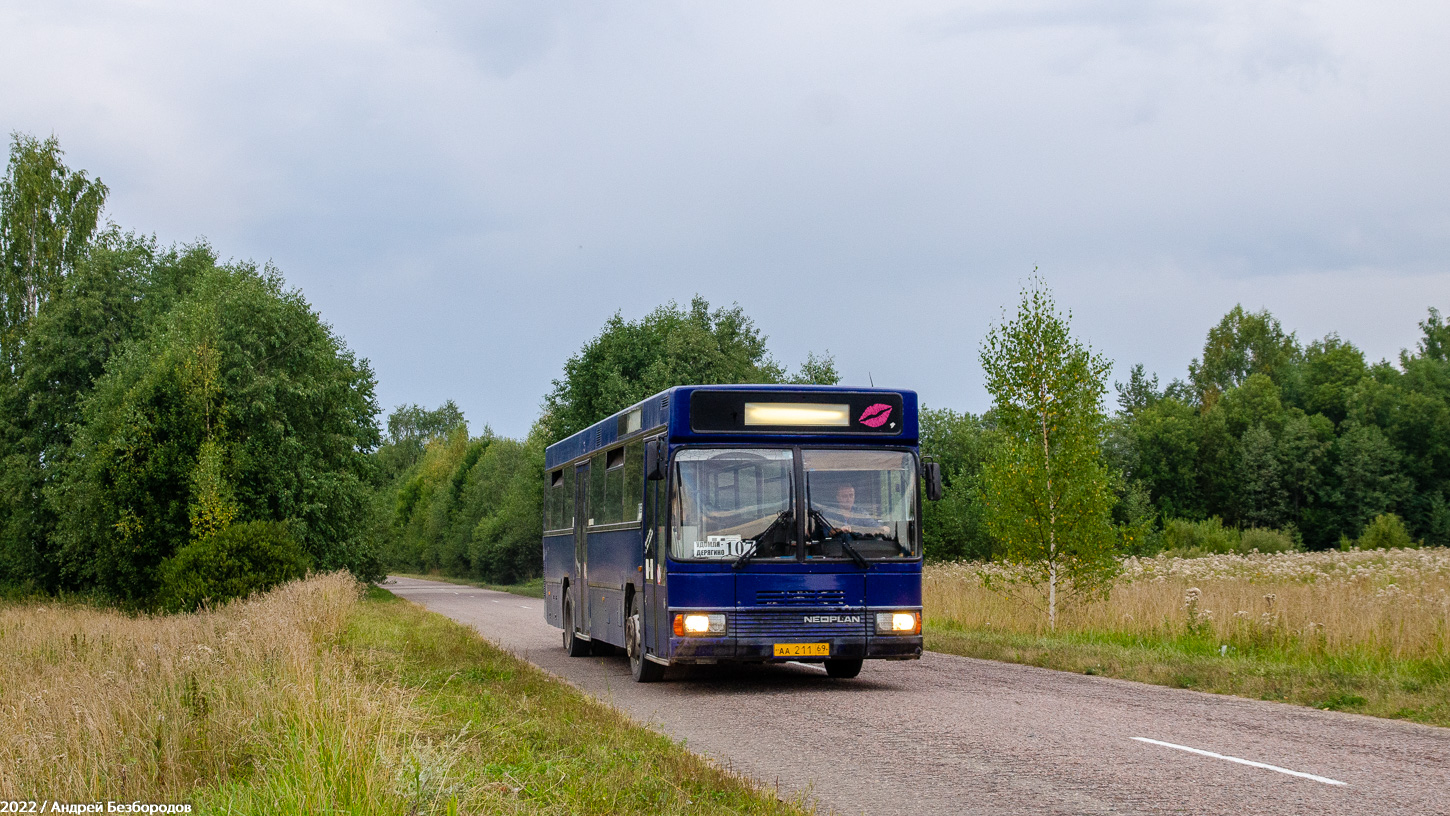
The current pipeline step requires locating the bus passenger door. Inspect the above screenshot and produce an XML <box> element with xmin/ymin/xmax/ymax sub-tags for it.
<box><xmin>643</xmin><ymin>441</ymin><xmax>667</xmax><ymax>656</ymax></box>
<box><xmin>574</xmin><ymin>461</ymin><xmax>590</xmax><ymax>636</ymax></box>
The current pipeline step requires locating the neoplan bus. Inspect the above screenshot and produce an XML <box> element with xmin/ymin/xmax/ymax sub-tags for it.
<box><xmin>541</xmin><ymin>385</ymin><xmax>942</xmax><ymax>682</ymax></box>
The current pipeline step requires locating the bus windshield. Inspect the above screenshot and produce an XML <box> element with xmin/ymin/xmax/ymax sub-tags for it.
<box><xmin>669</xmin><ymin>447</ymin><xmax>918</xmax><ymax>562</ymax></box>
<box><xmin>671</xmin><ymin>449</ymin><xmax>797</xmax><ymax>561</ymax></box>
<box><xmin>803</xmin><ymin>449</ymin><xmax>918</xmax><ymax>560</ymax></box>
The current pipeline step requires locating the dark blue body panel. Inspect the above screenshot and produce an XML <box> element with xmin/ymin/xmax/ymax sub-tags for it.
<box><xmin>542</xmin><ymin>385</ymin><xmax>924</xmax><ymax>666</ymax></box>
<box><xmin>734</xmin><ymin>568</ymin><xmax>866</xmax><ymax>607</ymax></box>
<box><xmin>541</xmin><ymin>532</ymin><xmax>571</xmax><ymax>627</ymax></box>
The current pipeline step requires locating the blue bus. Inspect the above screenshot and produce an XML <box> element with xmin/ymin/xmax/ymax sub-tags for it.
<box><xmin>541</xmin><ymin>385</ymin><xmax>942</xmax><ymax>682</ymax></box>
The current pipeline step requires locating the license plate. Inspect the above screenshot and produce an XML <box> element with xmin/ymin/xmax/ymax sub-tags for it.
<box><xmin>773</xmin><ymin>642</ymin><xmax>830</xmax><ymax>657</ymax></box>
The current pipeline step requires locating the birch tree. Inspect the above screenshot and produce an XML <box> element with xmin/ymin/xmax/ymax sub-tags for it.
<box><xmin>978</xmin><ymin>279</ymin><xmax>1117</xmax><ymax>630</ymax></box>
<box><xmin>0</xmin><ymin>133</ymin><xmax>108</xmax><ymax>373</ymax></box>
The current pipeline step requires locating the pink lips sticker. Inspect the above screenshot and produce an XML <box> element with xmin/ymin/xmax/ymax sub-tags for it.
<box><xmin>858</xmin><ymin>403</ymin><xmax>893</xmax><ymax>428</ymax></box>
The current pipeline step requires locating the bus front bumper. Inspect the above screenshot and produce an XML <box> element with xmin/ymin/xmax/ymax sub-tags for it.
<box><xmin>667</xmin><ymin>635</ymin><xmax>923</xmax><ymax>663</ymax></box>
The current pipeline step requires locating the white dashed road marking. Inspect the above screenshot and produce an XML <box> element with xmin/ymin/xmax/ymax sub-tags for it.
<box><xmin>1132</xmin><ymin>737</ymin><xmax>1348</xmax><ymax>786</ymax></box>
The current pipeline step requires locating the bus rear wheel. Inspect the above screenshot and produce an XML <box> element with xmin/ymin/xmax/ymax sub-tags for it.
<box><xmin>824</xmin><ymin>658</ymin><xmax>862</xmax><ymax>679</ymax></box>
<box><xmin>562</xmin><ymin>589</ymin><xmax>589</xmax><ymax>657</ymax></box>
<box><xmin>626</xmin><ymin>610</ymin><xmax>665</xmax><ymax>682</ymax></box>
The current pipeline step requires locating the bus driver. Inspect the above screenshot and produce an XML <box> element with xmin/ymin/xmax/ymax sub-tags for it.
<box><xmin>825</xmin><ymin>483</ymin><xmax>889</xmax><ymax>537</ymax></box>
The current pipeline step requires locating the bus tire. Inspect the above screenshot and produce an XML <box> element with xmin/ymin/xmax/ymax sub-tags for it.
<box><xmin>627</xmin><ymin>610</ymin><xmax>665</xmax><ymax>683</ymax></box>
<box><xmin>562</xmin><ymin>589</ymin><xmax>589</xmax><ymax>657</ymax></box>
<box><xmin>824</xmin><ymin>658</ymin><xmax>863</xmax><ymax>679</ymax></box>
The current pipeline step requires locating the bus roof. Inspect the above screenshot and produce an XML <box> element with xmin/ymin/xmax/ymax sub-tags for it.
<box><xmin>543</xmin><ymin>384</ymin><xmax>919</xmax><ymax>470</ymax></box>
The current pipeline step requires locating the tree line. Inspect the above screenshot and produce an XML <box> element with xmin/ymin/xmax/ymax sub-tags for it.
<box><xmin>0</xmin><ymin>134</ymin><xmax>381</xmax><ymax>608</ymax></box>
<box><xmin>925</xmin><ymin>304</ymin><xmax>1450</xmax><ymax>560</ymax></box>
<box><xmin>382</xmin><ymin>287</ymin><xmax>1448</xmax><ymax>589</ymax></box>
<box><xmin>369</xmin><ymin>402</ymin><xmax>544</xmax><ymax>585</ymax></box>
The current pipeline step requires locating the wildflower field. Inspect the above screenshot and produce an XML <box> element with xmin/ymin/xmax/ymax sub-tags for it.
<box><xmin>924</xmin><ymin>548</ymin><xmax>1450</xmax><ymax>724</ymax></box>
<box><xmin>0</xmin><ymin>574</ymin><xmax>813</xmax><ymax>814</ymax></box>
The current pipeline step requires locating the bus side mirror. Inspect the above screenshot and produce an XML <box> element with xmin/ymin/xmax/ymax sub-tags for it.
<box><xmin>924</xmin><ymin>462</ymin><xmax>943</xmax><ymax>501</ymax></box>
<box><xmin>646</xmin><ymin>439</ymin><xmax>667</xmax><ymax>481</ymax></box>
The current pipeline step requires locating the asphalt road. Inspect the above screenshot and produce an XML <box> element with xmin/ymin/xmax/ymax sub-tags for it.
<box><xmin>383</xmin><ymin>576</ymin><xmax>1449</xmax><ymax>816</ymax></box>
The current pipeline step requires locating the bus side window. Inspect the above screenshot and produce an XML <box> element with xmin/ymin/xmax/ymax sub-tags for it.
<box><xmin>546</xmin><ymin>469</ymin><xmax>570</xmax><ymax>531</ymax></box>
<box><xmin>603</xmin><ymin>458</ymin><xmax>623</xmax><ymax>525</ymax></box>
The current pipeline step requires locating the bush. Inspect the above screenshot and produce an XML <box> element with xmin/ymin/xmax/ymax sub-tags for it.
<box><xmin>1347</xmin><ymin>513</ymin><xmax>1417</xmax><ymax>551</ymax></box>
<box><xmin>1162</xmin><ymin>517</ymin><xmax>1240</xmax><ymax>555</ymax></box>
<box><xmin>156</xmin><ymin>521</ymin><xmax>312</xmax><ymax>612</ymax></box>
<box><xmin>1158</xmin><ymin>518</ymin><xmax>1299</xmax><ymax>556</ymax></box>
<box><xmin>1239</xmin><ymin>526</ymin><xmax>1297</xmax><ymax>554</ymax></box>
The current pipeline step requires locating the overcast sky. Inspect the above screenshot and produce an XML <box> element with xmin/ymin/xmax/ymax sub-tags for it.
<box><xmin>4</xmin><ymin>1</ymin><xmax>1447</xmax><ymax>437</ymax></box>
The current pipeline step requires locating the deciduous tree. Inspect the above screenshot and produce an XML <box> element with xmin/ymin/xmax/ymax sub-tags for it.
<box><xmin>1188</xmin><ymin>305</ymin><xmax>1299</xmax><ymax>407</ymax></box>
<box><xmin>542</xmin><ymin>296</ymin><xmax>836</xmax><ymax>442</ymax></box>
<box><xmin>977</xmin><ymin>279</ymin><xmax>1117</xmax><ymax>630</ymax></box>
<box><xmin>377</xmin><ymin>401</ymin><xmax>467</xmax><ymax>479</ymax></box>
<box><xmin>0</xmin><ymin>133</ymin><xmax>107</xmax><ymax>373</ymax></box>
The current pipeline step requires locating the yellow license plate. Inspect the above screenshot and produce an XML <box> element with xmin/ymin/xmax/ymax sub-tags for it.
<box><xmin>773</xmin><ymin>642</ymin><xmax>830</xmax><ymax>657</ymax></box>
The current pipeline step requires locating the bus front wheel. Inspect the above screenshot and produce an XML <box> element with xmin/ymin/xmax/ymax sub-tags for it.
<box><xmin>562</xmin><ymin>589</ymin><xmax>589</xmax><ymax>657</ymax></box>
<box><xmin>824</xmin><ymin>658</ymin><xmax>862</xmax><ymax>679</ymax></box>
<box><xmin>626</xmin><ymin>610</ymin><xmax>665</xmax><ymax>682</ymax></box>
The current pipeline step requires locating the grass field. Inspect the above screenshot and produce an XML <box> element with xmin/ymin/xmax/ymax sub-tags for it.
<box><xmin>924</xmin><ymin>547</ymin><xmax>1450</xmax><ymax>726</ymax></box>
<box><xmin>0</xmin><ymin>573</ymin><xmax>815</xmax><ymax>814</ymax></box>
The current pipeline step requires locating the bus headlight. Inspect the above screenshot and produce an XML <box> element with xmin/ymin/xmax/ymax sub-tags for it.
<box><xmin>875</xmin><ymin>611</ymin><xmax>920</xmax><ymax>635</ymax></box>
<box><xmin>674</xmin><ymin>613</ymin><xmax>727</xmax><ymax>636</ymax></box>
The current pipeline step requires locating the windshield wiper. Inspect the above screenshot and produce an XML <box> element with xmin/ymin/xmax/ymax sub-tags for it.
<box><xmin>805</xmin><ymin>506</ymin><xmax>868</xmax><ymax>567</ymax></box>
<box><xmin>836</xmin><ymin>532</ymin><xmax>869</xmax><ymax>568</ymax></box>
<box><xmin>732</xmin><ymin>541</ymin><xmax>758</xmax><ymax>569</ymax></box>
<box><xmin>807</xmin><ymin>507</ymin><xmax>834</xmax><ymax>540</ymax></box>
<box><xmin>735</xmin><ymin>510</ymin><xmax>791</xmax><ymax>568</ymax></box>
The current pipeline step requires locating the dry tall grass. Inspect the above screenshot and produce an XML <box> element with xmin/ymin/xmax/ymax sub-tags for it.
<box><xmin>0</xmin><ymin>572</ymin><xmax>416</xmax><ymax>802</ymax></box>
<box><xmin>926</xmin><ymin>547</ymin><xmax>1450</xmax><ymax>661</ymax></box>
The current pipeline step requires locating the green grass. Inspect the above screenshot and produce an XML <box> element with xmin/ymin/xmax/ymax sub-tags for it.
<box><xmin>926</xmin><ymin>623</ymin><xmax>1450</xmax><ymax>727</ymax></box>
<box><xmin>207</xmin><ymin>584</ymin><xmax>812</xmax><ymax>814</ymax></box>
<box><xmin>392</xmin><ymin>572</ymin><xmax>546</xmax><ymax>598</ymax></box>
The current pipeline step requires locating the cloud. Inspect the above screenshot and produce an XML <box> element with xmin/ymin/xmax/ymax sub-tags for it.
<box><xmin>1</xmin><ymin>1</ymin><xmax>1446</xmax><ymax>434</ymax></box>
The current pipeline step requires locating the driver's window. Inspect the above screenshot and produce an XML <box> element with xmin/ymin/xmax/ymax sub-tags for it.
<box><xmin>802</xmin><ymin>449</ymin><xmax>918</xmax><ymax>560</ymax></box>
